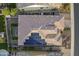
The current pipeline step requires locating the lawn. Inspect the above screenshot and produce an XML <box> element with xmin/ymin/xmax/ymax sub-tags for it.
<box><xmin>0</xmin><ymin>37</ymin><xmax>4</xmax><ymax>43</ymax></box>
<box><xmin>0</xmin><ymin>37</ymin><xmax>7</xmax><ymax>50</ymax></box>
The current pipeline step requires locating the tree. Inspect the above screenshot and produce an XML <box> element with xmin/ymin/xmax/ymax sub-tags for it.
<box><xmin>0</xmin><ymin>15</ymin><xmax>5</xmax><ymax>32</ymax></box>
<box><xmin>60</xmin><ymin>3</ymin><xmax>70</xmax><ymax>13</ymax></box>
<box><xmin>10</xmin><ymin>8</ymin><xmax>18</xmax><ymax>16</ymax></box>
<box><xmin>1</xmin><ymin>3</ymin><xmax>18</xmax><ymax>16</ymax></box>
<box><xmin>2</xmin><ymin>8</ymin><xmax>10</xmax><ymax>16</ymax></box>
<box><xmin>6</xmin><ymin>3</ymin><xmax>16</xmax><ymax>11</ymax></box>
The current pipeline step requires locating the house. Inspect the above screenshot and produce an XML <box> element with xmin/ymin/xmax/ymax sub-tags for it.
<box><xmin>17</xmin><ymin>4</ymin><xmax>64</xmax><ymax>46</ymax></box>
<box><xmin>18</xmin><ymin>15</ymin><xmax>63</xmax><ymax>46</ymax></box>
<box><xmin>6</xmin><ymin>4</ymin><xmax>64</xmax><ymax>47</ymax></box>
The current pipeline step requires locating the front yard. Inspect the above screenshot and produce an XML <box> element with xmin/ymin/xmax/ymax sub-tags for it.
<box><xmin>0</xmin><ymin>37</ymin><xmax>4</xmax><ymax>43</ymax></box>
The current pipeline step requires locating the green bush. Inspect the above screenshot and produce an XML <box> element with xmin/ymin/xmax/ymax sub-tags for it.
<box><xmin>2</xmin><ymin>8</ymin><xmax>10</xmax><ymax>16</ymax></box>
<box><xmin>11</xmin><ymin>9</ymin><xmax>18</xmax><ymax>16</ymax></box>
<box><xmin>12</xmin><ymin>37</ymin><xmax>18</xmax><ymax>40</ymax></box>
<box><xmin>64</xmin><ymin>28</ymin><xmax>70</xmax><ymax>31</ymax></box>
<box><xmin>0</xmin><ymin>43</ymin><xmax>7</xmax><ymax>50</ymax></box>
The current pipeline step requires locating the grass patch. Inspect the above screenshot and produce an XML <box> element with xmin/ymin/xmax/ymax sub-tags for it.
<box><xmin>0</xmin><ymin>37</ymin><xmax>5</xmax><ymax>43</ymax></box>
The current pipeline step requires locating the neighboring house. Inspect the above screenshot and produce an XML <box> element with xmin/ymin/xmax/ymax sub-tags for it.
<box><xmin>17</xmin><ymin>3</ymin><xmax>62</xmax><ymax>10</ymax></box>
<box><xmin>19</xmin><ymin>4</ymin><xmax>51</xmax><ymax>11</ymax></box>
<box><xmin>17</xmin><ymin>3</ymin><xmax>49</xmax><ymax>9</ymax></box>
<box><xmin>17</xmin><ymin>4</ymin><xmax>60</xmax><ymax>16</ymax></box>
